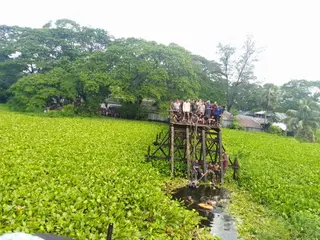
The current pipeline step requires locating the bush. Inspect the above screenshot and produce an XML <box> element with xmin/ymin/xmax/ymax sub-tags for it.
<box><xmin>231</xmin><ymin>109</ymin><xmax>239</xmax><ymax>116</ymax></box>
<box><xmin>45</xmin><ymin>104</ymin><xmax>76</xmax><ymax>118</ymax></box>
<box><xmin>230</xmin><ymin>118</ymin><xmax>243</xmax><ymax>130</ymax></box>
<box><xmin>118</xmin><ymin>103</ymin><xmax>149</xmax><ymax>120</ymax></box>
<box><xmin>268</xmin><ymin>125</ymin><xmax>284</xmax><ymax>136</ymax></box>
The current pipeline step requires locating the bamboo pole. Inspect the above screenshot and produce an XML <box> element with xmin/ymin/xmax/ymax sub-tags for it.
<box><xmin>186</xmin><ymin>127</ymin><xmax>191</xmax><ymax>180</ymax></box>
<box><xmin>219</xmin><ymin>130</ymin><xmax>223</xmax><ymax>184</ymax></box>
<box><xmin>202</xmin><ymin>129</ymin><xmax>207</xmax><ymax>182</ymax></box>
<box><xmin>170</xmin><ymin>125</ymin><xmax>175</xmax><ymax>178</ymax></box>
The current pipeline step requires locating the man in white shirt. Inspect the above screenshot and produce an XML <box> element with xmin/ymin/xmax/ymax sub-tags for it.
<box><xmin>183</xmin><ymin>100</ymin><xmax>191</xmax><ymax>122</ymax></box>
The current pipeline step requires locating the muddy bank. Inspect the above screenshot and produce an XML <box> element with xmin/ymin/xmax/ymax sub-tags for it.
<box><xmin>172</xmin><ymin>185</ymin><xmax>237</xmax><ymax>240</ymax></box>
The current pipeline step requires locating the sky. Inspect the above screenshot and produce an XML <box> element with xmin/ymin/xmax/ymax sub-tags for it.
<box><xmin>1</xmin><ymin>0</ymin><xmax>320</xmax><ymax>86</ymax></box>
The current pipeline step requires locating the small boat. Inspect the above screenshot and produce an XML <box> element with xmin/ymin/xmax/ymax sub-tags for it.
<box><xmin>198</xmin><ymin>203</ymin><xmax>214</xmax><ymax>210</ymax></box>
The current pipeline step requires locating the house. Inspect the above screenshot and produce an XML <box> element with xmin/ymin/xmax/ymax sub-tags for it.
<box><xmin>221</xmin><ymin>111</ymin><xmax>234</xmax><ymax>128</ymax></box>
<box><xmin>272</xmin><ymin>122</ymin><xmax>287</xmax><ymax>131</ymax></box>
<box><xmin>235</xmin><ymin>115</ymin><xmax>263</xmax><ymax>132</ymax></box>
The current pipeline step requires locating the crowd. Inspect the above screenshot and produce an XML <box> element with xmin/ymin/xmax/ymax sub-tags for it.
<box><xmin>170</xmin><ymin>99</ymin><xmax>225</xmax><ymax>125</ymax></box>
<box><xmin>191</xmin><ymin>152</ymin><xmax>229</xmax><ymax>186</ymax></box>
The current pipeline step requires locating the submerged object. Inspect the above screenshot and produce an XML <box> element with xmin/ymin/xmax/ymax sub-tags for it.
<box><xmin>183</xmin><ymin>196</ymin><xmax>194</xmax><ymax>205</ymax></box>
<box><xmin>198</xmin><ymin>203</ymin><xmax>214</xmax><ymax>210</ymax></box>
<box><xmin>206</xmin><ymin>200</ymin><xmax>217</xmax><ymax>207</ymax></box>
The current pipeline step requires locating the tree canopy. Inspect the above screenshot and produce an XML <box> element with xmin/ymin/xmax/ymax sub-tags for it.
<box><xmin>1</xmin><ymin>19</ymin><xmax>320</xmax><ymax>122</ymax></box>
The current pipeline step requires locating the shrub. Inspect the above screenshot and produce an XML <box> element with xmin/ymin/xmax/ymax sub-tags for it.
<box><xmin>230</xmin><ymin>118</ymin><xmax>243</xmax><ymax>130</ymax></box>
<box><xmin>118</xmin><ymin>103</ymin><xmax>149</xmax><ymax>120</ymax></box>
<box><xmin>267</xmin><ymin>125</ymin><xmax>283</xmax><ymax>136</ymax></box>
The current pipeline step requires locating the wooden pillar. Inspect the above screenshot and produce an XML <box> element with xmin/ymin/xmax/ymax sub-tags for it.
<box><xmin>186</xmin><ymin>127</ymin><xmax>191</xmax><ymax>180</ymax></box>
<box><xmin>202</xmin><ymin>129</ymin><xmax>207</xmax><ymax>182</ymax></box>
<box><xmin>170</xmin><ymin>125</ymin><xmax>175</xmax><ymax>178</ymax></box>
<box><xmin>219</xmin><ymin>130</ymin><xmax>224</xmax><ymax>184</ymax></box>
<box><xmin>214</xmin><ymin>142</ymin><xmax>218</xmax><ymax>163</ymax></box>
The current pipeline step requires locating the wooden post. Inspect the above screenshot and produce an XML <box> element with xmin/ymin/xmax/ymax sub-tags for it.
<box><xmin>202</xmin><ymin>129</ymin><xmax>207</xmax><ymax>182</ymax></box>
<box><xmin>170</xmin><ymin>125</ymin><xmax>175</xmax><ymax>178</ymax></box>
<box><xmin>186</xmin><ymin>127</ymin><xmax>191</xmax><ymax>180</ymax></box>
<box><xmin>107</xmin><ymin>223</ymin><xmax>113</xmax><ymax>240</ymax></box>
<box><xmin>219</xmin><ymin>130</ymin><xmax>223</xmax><ymax>184</ymax></box>
<box><xmin>147</xmin><ymin>146</ymin><xmax>152</xmax><ymax>165</ymax></box>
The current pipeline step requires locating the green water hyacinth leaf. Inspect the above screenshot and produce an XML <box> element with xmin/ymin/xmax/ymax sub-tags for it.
<box><xmin>0</xmin><ymin>109</ymin><xmax>213</xmax><ymax>239</ymax></box>
<box><xmin>223</xmin><ymin>128</ymin><xmax>320</xmax><ymax>239</ymax></box>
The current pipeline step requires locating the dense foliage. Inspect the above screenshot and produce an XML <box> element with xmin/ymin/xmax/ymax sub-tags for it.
<box><xmin>223</xmin><ymin>129</ymin><xmax>320</xmax><ymax>239</ymax></box>
<box><xmin>2</xmin><ymin>19</ymin><xmax>320</xmax><ymax>117</ymax></box>
<box><xmin>0</xmin><ymin>108</ymin><xmax>209</xmax><ymax>239</ymax></box>
<box><xmin>0</xmin><ymin>19</ymin><xmax>112</xmax><ymax>103</ymax></box>
<box><xmin>286</xmin><ymin>99</ymin><xmax>320</xmax><ymax>141</ymax></box>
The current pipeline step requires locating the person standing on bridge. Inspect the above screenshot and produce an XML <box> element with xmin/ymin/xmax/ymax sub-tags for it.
<box><xmin>182</xmin><ymin>99</ymin><xmax>191</xmax><ymax>123</ymax></box>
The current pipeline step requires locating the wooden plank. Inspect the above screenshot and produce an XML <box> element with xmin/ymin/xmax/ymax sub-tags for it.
<box><xmin>202</xmin><ymin>129</ymin><xmax>207</xmax><ymax>182</ymax></box>
<box><xmin>170</xmin><ymin>125</ymin><xmax>175</xmax><ymax>178</ymax></box>
<box><xmin>148</xmin><ymin>156</ymin><xmax>169</xmax><ymax>160</ymax></box>
<box><xmin>219</xmin><ymin>130</ymin><xmax>224</xmax><ymax>184</ymax></box>
<box><xmin>186</xmin><ymin>127</ymin><xmax>191</xmax><ymax>180</ymax></box>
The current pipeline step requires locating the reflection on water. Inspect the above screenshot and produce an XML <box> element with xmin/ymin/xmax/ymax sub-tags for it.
<box><xmin>172</xmin><ymin>185</ymin><xmax>237</xmax><ymax>240</ymax></box>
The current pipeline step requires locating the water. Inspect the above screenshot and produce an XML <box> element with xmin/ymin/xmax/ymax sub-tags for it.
<box><xmin>172</xmin><ymin>185</ymin><xmax>237</xmax><ymax>240</ymax></box>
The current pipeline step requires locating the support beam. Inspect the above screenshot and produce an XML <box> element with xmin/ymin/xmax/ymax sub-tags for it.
<box><xmin>202</xmin><ymin>129</ymin><xmax>207</xmax><ymax>182</ymax></box>
<box><xmin>219</xmin><ymin>130</ymin><xmax>223</xmax><ymax>184</ymax></box>
<box><xmin>170</xmin><ymin>125</ymin><xmax>175</xmax><ymax>178</ymax></box>
<box><xmin>186</xmin><ymin>127</ymin><xmax>191</xmax><ymax>180</ymax></box>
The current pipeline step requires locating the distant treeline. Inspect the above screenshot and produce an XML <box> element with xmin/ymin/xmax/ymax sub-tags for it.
<box><xmin>1</xmin><ymin>19</ymin><xmax>320</xmax><ymax>115</ymax></box>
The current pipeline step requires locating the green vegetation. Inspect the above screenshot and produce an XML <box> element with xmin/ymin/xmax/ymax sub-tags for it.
<box><xmin>225</xmin><ymin>183</ymin><xmax>292</xmax><ymax>240</ymax></box>
<box><xmin>223</xmin><ymin>129</ymin><xmax>320</xmax><ymax>239</ymax></box>
<box><xmin>267</xmin><ymin>125</ymin><xmax>283</xmax><ymax>136</ymax></box>
<box><xmin>0</xmin><ymin>108</ymin><xmax>215</xmax><ymax>239</ymax></box>
<box><xmin>3</xmin><ymin>20</ymin><xmax>320</xmax><ymax>118</ymax></box>
<box><xmin>286</xmin><ymin>99</ymin><xmax>320</xmax><ymax>142</ymax></box>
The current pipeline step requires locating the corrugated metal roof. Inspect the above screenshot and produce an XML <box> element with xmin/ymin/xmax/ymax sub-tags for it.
<box><xmin>274</xmin><ymin>112</ymin><xmax>288</xmax><ymax>121</ymax></box>
<box><xmin>222</xmin><ymin>111</ymin><xmax>234</xmax><ymax>120</ymax></box>
<box><xmin>236</xmin><ymin>115</ymin><xmax>263</xmax><ymax>129</ymax></box>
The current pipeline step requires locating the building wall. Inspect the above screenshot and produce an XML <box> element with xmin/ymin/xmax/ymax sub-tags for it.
<box><xmin>222</xmin><ymin>119</ymin><xmax>233</xmax><ymax>128</ymax></box>
<box><xmin>148</xmin><ymin>113</ymin><xmax>169</xmax><ymax>122</ymax></box>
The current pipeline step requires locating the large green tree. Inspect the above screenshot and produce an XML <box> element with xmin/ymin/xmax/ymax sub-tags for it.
<box><xmin>286</xmin><ymin>99</ymin><xmax>320</xmax><ymax>141</ymax></box>
<box><xmin>192</xmin><ymin>54</ymin><xmax>225</xmax><ymax>104</ymax></box>
<box><xmin>279</xmin><ymin>80</ymin><xmax>320</xmax><ymax>112</ymax></box>
<box><xmin>0</xmin><ymin>19</ymin><xmax>112</xmax><ymax>102</ymax></box>
<box><xmin>8</xmin><ymin>38</ymin><xmax>206</xmax><ymax>114</ymax></box>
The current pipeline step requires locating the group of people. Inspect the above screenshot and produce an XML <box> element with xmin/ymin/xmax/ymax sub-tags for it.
<box><xmin>170</xmin><ymin>99</ymin><xmax>225</xmax><ymax>125</ymax></box>
<box><xmin>191</xmin><ymin>152</ymin><xmax>229</xmax><ymax>186</ymax></box>
<box><xmin>99</xmin><ymin>103</ymin><xmax>120</xmax><ymax>118</ymax></box>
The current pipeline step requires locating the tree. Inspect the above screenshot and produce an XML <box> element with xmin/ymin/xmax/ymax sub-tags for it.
<box><xmin>8</xmin><ymin>38</ymin><xmax>203</xmax><ymax>114</ymax></box>
<box><xmin>0</xmin><ymin>20</ymin><xmax>113</xmax><ymax>102</ymax></box>
<box><xmin>232</xmin><ymin>82</ymin><xmax>263</xmax><ymax>111</ymax></box>
<box><xmin>191</xmin><ymin>54</ymin><xmax>224</xmax><ymax>103</ymax></box>
<box><xmin>261</xmin><ymin>83</ymin><xmax>280</xmax><ymax>111</ymax></box>
<box><xmin>286</xmin><ymin>99</ymin><xmax>320</xmax><ymax>142</ymax></box>
<box><xmin>217</xmin><ymin>36</ymin><xmax>260</xmax><ymax>111</ymax></box>
<box><xmin>279</xmin><ymin>80</ymin><xmax>320</xmax><ymax>112</ymax></box>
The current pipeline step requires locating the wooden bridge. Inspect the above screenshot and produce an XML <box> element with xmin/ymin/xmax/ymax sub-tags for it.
<box><xmin>146</xmin><ymin>121</ymin><xmax>236</xmax><ymax>184</ymax></box>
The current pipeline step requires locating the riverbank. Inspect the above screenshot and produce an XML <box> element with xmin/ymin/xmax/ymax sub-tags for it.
<box><xmin>225</xmin><ymin>182</ymin><xmax>292</xmax><ymax>239</ymax></box>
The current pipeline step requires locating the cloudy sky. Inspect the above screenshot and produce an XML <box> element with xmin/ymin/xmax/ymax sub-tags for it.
<box><xmin>1</xmin><ymin>0</ymin><xmax>319</xmax><ymax>85</ymax></box>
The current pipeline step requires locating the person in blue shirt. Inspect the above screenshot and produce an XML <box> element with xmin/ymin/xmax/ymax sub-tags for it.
<box><xmin>214</xmin><ymin>106</ymin><xmax>225</xmax><ymax>123</ymax></box>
